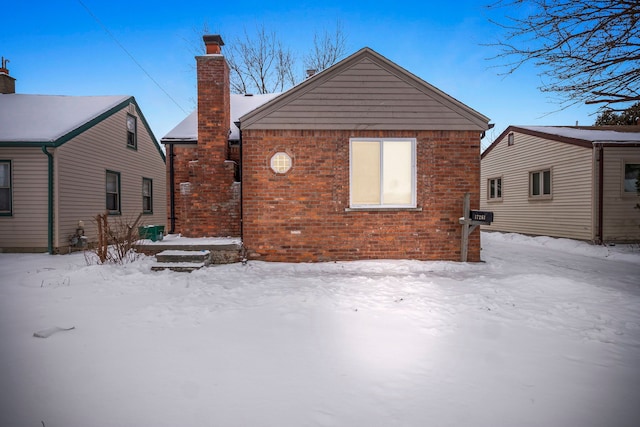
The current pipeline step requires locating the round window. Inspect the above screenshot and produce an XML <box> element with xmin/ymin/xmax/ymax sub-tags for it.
<box><xmin>270</xmin><ymin>152</ymin><xmax>292</xmax><ymax>174</ymax></box>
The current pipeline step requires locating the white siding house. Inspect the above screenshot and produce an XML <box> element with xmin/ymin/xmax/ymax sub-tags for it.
<box><xmin>480</xmin><ymin>126</ymin><xmax>640</xmax><ymax>243</ymax></box>
<box><xmin>0</xmin><ymin>85</ymin><xmax>166</xmax><ymax>253</ymax></box>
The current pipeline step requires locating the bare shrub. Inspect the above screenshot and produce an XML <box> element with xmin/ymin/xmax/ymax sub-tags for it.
<box><xmin>86</xmin><ymin>212</ymin><xmax>144</xmax><ymax>265</ymax></box>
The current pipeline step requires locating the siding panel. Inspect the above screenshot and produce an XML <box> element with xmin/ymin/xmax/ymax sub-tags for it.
<box><xmin>245</xmin><ymin>57</ymin><xmax>485</xmax><ymax>131</ymax></box>
<box><xmin>480</xmin><ymin>131</ymin><xmax>594</xmax><ymax>240</ymax></box>
<box><xmin>0</xmin><ymin>148</ymin><xmax>49</xmax><ymax>251</ymax></box>
<box><xmin>56</xmin><ymin>105</ymin><xmax>166</xmax><ymax>250</ymax></box>
<box><xmin>601</xmin><ymin>146</ymin><xmax>640</xmax><ymax>241</ymax></box>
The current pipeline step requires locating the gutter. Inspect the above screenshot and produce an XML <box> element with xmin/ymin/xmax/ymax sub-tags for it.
<box><xmin>41</xmin><ymin>146</ymin><xmax>54</xmax><ymax>254</ymax></box>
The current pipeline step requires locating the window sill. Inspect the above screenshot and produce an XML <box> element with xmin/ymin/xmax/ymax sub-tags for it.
<box><xmin>528</xmin><ymin>195</ymin><xmax>553</xmax><ymax>201</ymax></box>
<box><xmin>345</xmin><ymin>207</ymin><xmax>423</xmax><ymax>212</ymax></box>
<box><xmin>486</xmin><ymin>198</ymin><xmax>503</xmax><ymax>203</ymax></box>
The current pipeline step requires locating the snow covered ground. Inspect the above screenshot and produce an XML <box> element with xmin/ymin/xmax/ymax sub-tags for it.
<box><xmin>1</xmin><ymin>232</ymin><xmax>639</xmax><ymax>427</ymax></box>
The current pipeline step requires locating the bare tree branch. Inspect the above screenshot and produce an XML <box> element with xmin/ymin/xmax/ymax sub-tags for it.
<box><xmin>486</xmin><ymin>0</ymin><xmax>640</xmax><ymax>108</ymax></box>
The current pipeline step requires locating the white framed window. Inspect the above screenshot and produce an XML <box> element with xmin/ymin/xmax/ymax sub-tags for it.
<box><xmin>106</xmin><ymin>170</ymin><xmax>121</xmax><ymax>214</ymax></box>
<box><xmin>270</xmin><ymin>152</ymin><xmax>292</xmax><ymax>174</ymax></box>
<box><xmin>623</xmin><ymin>163</ymin><xmax>640</xmax><ymax>194</ymax></box>
<box><xmin>0</xmin><ymin>160</ymin><xmax>11</xmax><ymax>215</ymax></box>
<box><xmin>142</xmin><ymin>178</ymin><xmax>153</xmax><ymax>213</ymax></box>
<box><xmin>529</xmin><ymin>169</ymin><xmax>551</xmax><ymax>198</ymax></box>
<box><xmin>349</xmin><ymin>138</ymin><xmax>416</xmax><ymax>208</ymax></box>
<box><xmin>126</xmin><ymin>114</ymin><xmax>137</xmax><ymax>149</ymax></box>
<box><xmin>487</xmin><ymin>177</ymin><xmax>502</xmax><ymax>201</ymax></box>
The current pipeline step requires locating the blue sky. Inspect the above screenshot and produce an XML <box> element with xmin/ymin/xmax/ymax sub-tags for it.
<box><xmin>2</xmin><ymin>0</ymin><xmax>600</xmax><ymax>148</ymax></box>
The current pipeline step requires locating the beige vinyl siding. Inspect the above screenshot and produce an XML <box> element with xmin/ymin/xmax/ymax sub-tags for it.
<box><xmin>601</xmin><ymin>146</ymin><xmax>640</xmax><ymax>241</ymax></box>
<box><xmin>55</xmin><ymin>105</ymin><xmax>166</xmax><ymax>249</ymax></box>
<box><xmin>0</xmin><ymin>147</ymin><xmax>49</xmax><ymax>251</ymax></box>
<box><xmin>480</xmin><ymin>131</ymin><xmax>594</xmax><ymax>240</ymax></box>
<box><xmin>244</xmin><ymin>58</ymin><xmax>485</xmax><ymax>131</ymax></box>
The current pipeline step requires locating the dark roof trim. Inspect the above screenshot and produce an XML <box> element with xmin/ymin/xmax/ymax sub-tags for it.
<box><xmin>0</xmin><ymin>97</ymin><xmax>165</xmax><ymax>162</ymax></box>
<box><xmin>240</xmin><ymin>47</ymin><xmax>490</xmax><ymax>130</ymax></box>
<box><xmin>481</xmin><ymin>125</ymin><xmax>592</xmax><ymax>159</ymax></box>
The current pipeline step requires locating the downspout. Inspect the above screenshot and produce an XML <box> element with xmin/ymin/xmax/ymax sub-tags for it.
<box><xmin>168</xmin><ymin>143</ymin><xmax>176</xmax><ymax>234</ymax></box>
<box><xmin>41</xmin><ymin>146</ymin><xmax>54</xmax><ymax>254</ymax></box>
<box><xmin>234</xmin><ymin>121</ymin><xmax>243</xmax><ymax>242</ymax></box>
<box><xmin>597</xmin><ymin>144</ymin><xmax>604</xmax><ymax>244</ymax></box>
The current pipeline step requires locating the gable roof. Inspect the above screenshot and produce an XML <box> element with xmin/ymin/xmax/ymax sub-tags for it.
<box><xmin>240</xmin><ymin>47</ymin><xmax>490</xmax><ymax>131</ymax></box>
<box><xmin>161</xmin><ymin>93</ymin><xmax>280</xmax><ymax>143</ymax></box>
<box><xmin>482</xmin><ymin>125</ymin><xmax>640</xmax><ymax>158</ymax></box>
<box><xmin>0</xmin><ymin>93</ymin><xmax>165</xmax><ymax>160</ymax></box>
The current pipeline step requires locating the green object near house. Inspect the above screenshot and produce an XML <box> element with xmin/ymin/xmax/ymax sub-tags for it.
<box><xmin>139</xmin><ymin>225</ymin><xmax>165</xmax><ymax>242</ymax></box>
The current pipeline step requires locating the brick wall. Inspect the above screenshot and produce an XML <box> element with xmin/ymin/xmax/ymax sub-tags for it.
<box><xmin>165</xmin><ymin>52</ymin><xmax>241</xmax><ymax>238</ymax></box>
<box><xmin>241</xmin><ymin>129</ymin><xmax>481</xmax><ymax>262</ymax></box>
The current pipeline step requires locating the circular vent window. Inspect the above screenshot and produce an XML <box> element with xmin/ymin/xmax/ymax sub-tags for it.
<box><xmin>270</xmin><ymin>152</ymin><xmax>292</xmax><ymax>174</ymax></box>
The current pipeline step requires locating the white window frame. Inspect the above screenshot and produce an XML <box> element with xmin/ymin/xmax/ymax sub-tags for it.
<box><xmin>529</xmin><ymin>168</ymin><xmax>552</xmax><ymax>199</ymax></box>
<box><xmin>349</xmin><ymin>138</ymin><xmax>417</xmax><ymax>209</ymax></box>
<box><xmin>622</xmin><ymin>161</ymin><xmax>640</xmax><ymax>196</ymax></box>
<box><xmin>487</xmin><ymin>177</ymin><xmax>502</xmax><ymax>201</ymax></box>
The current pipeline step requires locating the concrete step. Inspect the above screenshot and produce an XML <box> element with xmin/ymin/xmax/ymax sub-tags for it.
<box><xmin>151</xmin><ymin>249</ymin><xmax>212</xmax><ymax>272</ymax></box>
<box><xmin>151</xmin><ymin>261</ymin><xmax>207</xmax><ymax>273</ymax></box>
<box><xmin>155</xmin><ymin>250</ymin><xmax>211</xmax><ymax>264</ymax></box>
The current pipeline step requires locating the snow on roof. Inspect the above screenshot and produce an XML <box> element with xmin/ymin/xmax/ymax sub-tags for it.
<box><xmin>161</xmin><ymin>93</ymin><xmax>280</xmax><ymax>142</ymax></box>
<box><xmin>519</xmin><ymin>126</ymin><xmax>640</xmax><ymax>144</ymax></box>
<box><xmin>0</xmin><ymin>94</ymin><xmax>130</xmax><ymax>142</ymax></box>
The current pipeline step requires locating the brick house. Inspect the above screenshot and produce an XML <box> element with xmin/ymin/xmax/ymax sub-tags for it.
<box><xmin>162</xmin><ymin>35</ymin><xmax>490</xmax><ymax>262</ymax></box>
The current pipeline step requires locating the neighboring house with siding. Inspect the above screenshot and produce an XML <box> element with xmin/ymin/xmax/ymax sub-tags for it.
<box><xmin>162</xmin><ymin>35</ymin><xmax>490</xmax><ymax>262</ymax></box>
<box><xmin>480</xmin><ymin>125</ymin><xmax>640</xmax><ymax>243</ymax></box>
<box><xmin>0</xmin><ymin>65</ymin><xmax>166</xmax><ymax>253</ymax></box>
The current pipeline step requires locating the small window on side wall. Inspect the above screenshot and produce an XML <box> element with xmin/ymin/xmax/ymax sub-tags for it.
<box><xmin>529</xmin><ymin>169</ymin><xmax>551</xmax><ymax>198</ymax></box>
<box><xmin>127</xmin><ymin>114</ymin><xmax>137</xmax><ymax>149</ymax></box>
<box><xmin>106</xmin><ymin>171</ymin><xmax>121</xmax><ymax>214</ymax></box>
<box><xmin>488</xmin><ymin>177</ymin><xmax>502</xmax><ymax>201</ymax></box>
<box><xmin>623</xmin><ymin>163</ymin><xmax>640</xmax><ymax>194</ymax></box>
<box><xmin>0</xmin><ymin>160</ymin><xmax>12</xmax><ymax>215</ymax></box>
<box><xmin>270</xmin><ymin>152</ymin><xmax>292</xmax><ymax>174</ymax></box>
<box><xmin>142</xmin><ymin>178</ymin><xmax>153</xmax><ymax>213</ymax></box>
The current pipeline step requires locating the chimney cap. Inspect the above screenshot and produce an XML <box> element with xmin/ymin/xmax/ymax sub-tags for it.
<box><xmin>203</xmin><ymin>35</ymin><xmax>224</xmax><ymax>55</ymax></box>
<box><xmin>203</xmin><ymin>35</ymin><xmax>224</xmax><ymax>47</ymax></box>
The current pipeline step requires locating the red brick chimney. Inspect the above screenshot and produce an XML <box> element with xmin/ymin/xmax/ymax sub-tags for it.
<box><xmin>181</xmin><ymin>34</ymin><xmax>239</xmax><ymax>237</ymax></box>
<box><xmin>0</xmin><ymin>57</ymin><xmax>16</xmax><ymax>94</ymax></box>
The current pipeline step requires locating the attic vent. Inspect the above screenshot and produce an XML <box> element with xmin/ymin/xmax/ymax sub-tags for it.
<box><xmin>128</xmin><ymin>103</ymin><xmax>136</xmax><ymax>114</ymax></box>
<box><xmin>507</xmin><ymin>133</ymin><xmax>514</xmax><ymax>146</ymax></box>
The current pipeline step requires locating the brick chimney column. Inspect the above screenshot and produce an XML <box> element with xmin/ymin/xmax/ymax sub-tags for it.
<box><xmin>182</xmin><ymin>35</ymin><xmax>240</xmax><ymax>237</ymax></box>
<box><xmin>0</xmin><ymin>57</ymin><xmax>16</xmax><ymax>94</ymax></box>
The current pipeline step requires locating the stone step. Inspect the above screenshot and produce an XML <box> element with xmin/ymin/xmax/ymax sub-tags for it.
<box><xmin>155</xmin><ymin>249</ymin><xmax>211</xmax><ymax>264</ymax></box>
<box><xmin>151</xmin><ymin>262</ymin><xmax>207</xmax><ymax>273</ymax></box>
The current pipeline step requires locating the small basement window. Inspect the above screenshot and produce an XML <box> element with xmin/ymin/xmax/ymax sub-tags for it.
<box><xmin>270</xmin><ymin>152</ymin><xmax>292</xmax><ymax>174</ymax></box>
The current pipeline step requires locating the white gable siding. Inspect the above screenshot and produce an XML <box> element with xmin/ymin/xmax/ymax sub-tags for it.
<box><xmin>601</xmin><ymin>146</ymin><xmax>640</xmax><ymax>241</ymax></box>
<box><xmin>55</xmin><ymin>106</ymin><xmax>166</xmax><ymax>249</ymax></box>
<box><xmin>480</xmin><ymin>131</ymin><xmax>594</xmax><ymax>240</ymax></box>
<box><xmin>0</xmin><ymin>147</ymin><xmax>49</xmax><ymax>251</ymax></box>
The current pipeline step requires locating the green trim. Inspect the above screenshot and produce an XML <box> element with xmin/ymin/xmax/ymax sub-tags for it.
<box><xmin>41</xmin><ymin>147</ymin><xmax>54</xmax><ymax>254</ymax></box>
<box><xmin>106</xmin><ymin>170</ymin><xmax>121</xmax><ymax>215</ymax></box>
<box><xmin>0</xmin><ymin>97</ymin><xmax>166</xmax><ymax>163</ymax></box>
<box><xmin>0</xmin><ymin>159</ymin><xmax>12</xmax><ymax>216</ymax></box>
<box><xmin>142</xmin><ymin>177</ymin><xmax>153</xmax><ymax>214</ymax></box>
